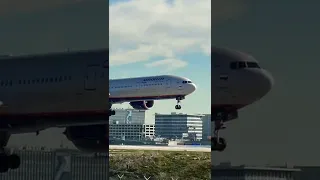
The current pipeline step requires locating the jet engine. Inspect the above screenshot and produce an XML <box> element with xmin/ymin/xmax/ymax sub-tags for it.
<box><xmin>129</xmin><ymin>100</ymin><xmax>154</xmax><ymax>110</ymax></box>
<box><xmin>63</xmin><ymin>125</ymin><xmax>109</xmax><ymax>152</ymax></box>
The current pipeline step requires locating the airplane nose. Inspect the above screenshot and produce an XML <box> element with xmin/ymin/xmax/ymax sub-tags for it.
<box><xmin>189</xmin><ymin>83</ymin><xmax>197</xmax><ymax>93</ymax></box>
<box><xmin>257</xmin><ymin>69</ymin><xmax>274</xmax><ymax>97</ymax></box>
<box><xmin>263</xmin><ymin>71</ymin><xmax>274</xmax><ymax>92</ymax></box>
<box><xmin>264</xmin><ymin>70</ymin><xmax>274</xmax><ymax>91</ymax></box>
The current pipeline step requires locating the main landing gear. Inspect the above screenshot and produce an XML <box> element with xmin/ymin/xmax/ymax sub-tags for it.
<box><xmin>211</xmin><ymin>110</ymin><xmax>237</xmax><ymax>152</ymax></box>
<box><xmin>0</xmin><ymin>132</ymin><xmax>21</xmax><ymax>173</ymax></box>
<box><xmin>109</xmin><ymin>109</ymin><xmax>115</xmax><ymax>116</ymax></box>
<box><xmin>212</xmin><ymin>119</ymin><xmax>227</xmax><ymax>152</ymax></box>
<box><xmin>175</xmin><ymin>96</ymin><xmax>185</xmax><ymax>110</ymax></box>
<box><xmin>109</xmin><ymin>104</ymin><xmax>115</xmax><ymax>116</ymax></box>
<box><xmin>0</xmin><ymin>153</ymin><xmax>20</xmax><ymax>173</ymax></box>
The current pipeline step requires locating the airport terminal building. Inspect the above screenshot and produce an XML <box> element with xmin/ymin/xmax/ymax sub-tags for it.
<box><xmin>155</xmin><ymin>112</ymin><xmax>204</xmax><ymax>140</ymax></box>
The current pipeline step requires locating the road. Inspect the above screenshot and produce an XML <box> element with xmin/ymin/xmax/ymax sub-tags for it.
<box><xmin>109</xmin><ymin>145</ymin><xmax>210</xmax><ymax>152</ymax></box>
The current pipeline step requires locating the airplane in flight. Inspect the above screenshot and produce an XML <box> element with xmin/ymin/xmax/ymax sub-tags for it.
<box><xmin>109</xmin><ymin>75</ymin><xmax>197</xmax><ymax>115</ymax></box>
<box><xmin>210</xmin><ymin>46</ymin><xmax>274</xmax><ymax>152</ymax></box>
<box><xmin>0</xmin><ymin>49</ymin><xmax>110</xmax><ymax>173</ymax></box>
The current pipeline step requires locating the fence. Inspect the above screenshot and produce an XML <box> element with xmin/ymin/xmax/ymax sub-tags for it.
<box><xmin>0</xmin><ymin>147</ymin><xmax>108</xmax><ymax>180</ymax></box>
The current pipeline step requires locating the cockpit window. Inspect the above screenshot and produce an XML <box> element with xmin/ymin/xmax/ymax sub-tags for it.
<box><xmin>183</xmin><ymin>81</ymin><xmax>192</xmax><ymax>84</ymax></box>
<box><xmin>230</xmin><ymin>61</ymin><xmax>246</xmax><ymax>69</ymax></box>
<box><xmin>238</xmin><ymin>62</ymin><xmax>246</xmax><ymax>68</ymax></box>
<box><xmin>247</xmin><ymin>62</ymin><xmax>260</xmax><ymax>68</ymax></box>
<box><xmin>230</xmin><ymin>61</ymin><xmax>260</xmax><ymax>69</ymax></box>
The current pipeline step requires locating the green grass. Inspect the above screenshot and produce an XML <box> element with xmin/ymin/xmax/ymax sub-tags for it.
<box><xmin>109</xmin><ymin>150</ymin><xmax>211</xmax><ymax>180</ymax></box>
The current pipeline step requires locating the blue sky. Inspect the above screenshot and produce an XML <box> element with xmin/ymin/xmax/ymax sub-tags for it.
<box><xmin>109</xmin><ymin>0</ymin><xmax>211</xmax><ymax>122</ymax></box>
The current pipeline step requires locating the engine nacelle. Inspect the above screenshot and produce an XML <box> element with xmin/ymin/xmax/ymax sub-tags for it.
<box><xmin>64</xmin><ymin>125</ymin><xmax>109</xmax><ymax>152</ymax></box>
<box><xmin>129</xmin><ymin>100</ymin><xmax>154</xmax><ymax>110</ymax></box>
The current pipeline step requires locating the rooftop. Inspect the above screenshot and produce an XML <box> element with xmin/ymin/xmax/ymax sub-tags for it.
<box><xmin>155</xmin><ymin>112</ymin><xmax>205</xmax><ymax>117</ymax></box>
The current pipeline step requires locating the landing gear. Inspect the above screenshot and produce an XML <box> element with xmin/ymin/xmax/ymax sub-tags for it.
<box><xmin>211</xmin><ymin>120</ymin><xmax>227</xmax><ymax>152</ymax></box>
<box><xmin>0</xmin><ymin>154</ymin><xmax>21</xmax><ymax>172</ymax></box>
<box><xmin>0</xmin><ymin>132</ymin><xmax>21</xmax><ymax>173</ymax></box>
<box><xmin>175</xmin><ymin>96</ymin><xmax>184</xmax><ymax>110</ymax></box>
<box><xmin>211</xmin><ymin>110</ymin><xmax>237</xmax><ymax>152</ymax></box>
<box><xmin>109</xmin><ymin>104</ymin><xmax>115</xmax><ymax>116</ymax></box>
<box><xmin>109</xmin><ymin>110</ymin><xmax>115</xmax><ymax>116</ymax></box>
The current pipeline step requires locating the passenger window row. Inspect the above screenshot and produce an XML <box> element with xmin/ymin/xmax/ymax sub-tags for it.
<box><xmin>0</xmin><ymin>76</ymin><xmax>72</xmax><ymax>87</ymax></box>
<box><xmin>230</xmin><ymin>61</ymin><xmax>260</xmax><ymax>69</ymax></box>
<box><xmin>111</xmin><ymin>85</ymin><xmax>133</xmax><ymax>89</ymax></box>
<box><xmin>143</xmin><ymin>84</ymin><xmax>162</xmax><ymax>86</ymax></box>
<box><xmin>111</xmin><ymin>83</ymin><xmax>163</xmax><ymax>89</ymax></box>
<box><xmin>143</xmin><ymin>77</ymin><xmax>165</xmax><ymax>81</ymax></box>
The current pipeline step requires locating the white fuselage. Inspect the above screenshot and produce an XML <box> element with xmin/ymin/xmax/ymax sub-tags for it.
<box><xmin>0</xmin><ymin>49</ymin><xmax>109</xmax><ymax>133</ymax></box>
<box><xmin>0</xmin><ymin>50</ymin><xmax>108</xmax><ymax>115</ymax></box>
<box><xmin>109</xmin><ymin>75</ymin><xmax>196</xmax><ymax>104</ymax></box>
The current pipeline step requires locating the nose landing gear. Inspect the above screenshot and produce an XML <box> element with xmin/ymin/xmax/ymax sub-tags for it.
<box><xmin>212</xmin><ymin>120</ymin><xmax>227</xmax><ymax>152</ymax></box>
<box><xmin>175</xmin><ymin>96</ymin><xmax>185</xmax><ymax>110</ymax></box>
<box><xmin>211</xmin><ymin>110</ymin><xmax>237</xmax><ymax>152</ymax></box>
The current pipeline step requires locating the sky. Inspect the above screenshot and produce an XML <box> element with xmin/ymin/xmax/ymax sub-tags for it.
<box><xmin>212</xmin><ymin>0</ymin><xmax>320</xmax><ymax>166</ymax></box>
<box><xmin>109</xmin><ymin>0</ymin><xmax>211</xmax><ymax>122</ymax></box>
<box><xmin>0</xmin><ymin>0</ymin><xmax>107</xmax><ymax>55</ymax></box>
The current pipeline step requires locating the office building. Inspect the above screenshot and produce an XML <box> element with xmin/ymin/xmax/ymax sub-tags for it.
<box><xmin>201</xmin><ymin>114</ymin><xmax>211</xmax><ymax>139</ymax></box>
<box><xmin>109</xmin><ymin>124</ymin><xmax>143</xmax><ymax>140</ymax></box>
<box><xmin>109</xmin><ymin>109</ymin><xmax>147</xmax><ymax>140</ymax></box>
<box><xmin>143</xmin><ymin>124</ymin><xmax>155</xmax><ymax>139</ymax></box>
<box><xmin>109</xmin><ymin>124</ymin><xmax>155</xmax><ymax>140</ymax></box>
<box><xmin>155</xmin><ymin>112</ymin><xmax>203</xmax><ymax>140</ymax></box>
<box><xmin>109</xmin><ymin>108</ymin><xmax>146</xmax><ymax>125</ymax></box>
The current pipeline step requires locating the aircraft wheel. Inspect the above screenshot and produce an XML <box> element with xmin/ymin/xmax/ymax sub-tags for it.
<box><xmin>0</xmin><ymin>154</ymin><xmax>9</xmax><ymax>173</ymax></box>
<box><xmin>212</xmin><ymin>137</ymin><xmax>227</xmax><ymax>152</ymax></box>
<box><xmin>109</xmin><ymin>110</ymin><xmax>116</xmax><ymax>116</ymax></box>
<box><xmin>175</xmin><ymin>105</ymin><xmax>181</xmax><ymax>109</ymax></box>
<box><xmin>9</xmin><ymin>154</ymin><xmax>20</xmax><ymax>169</ymax></box>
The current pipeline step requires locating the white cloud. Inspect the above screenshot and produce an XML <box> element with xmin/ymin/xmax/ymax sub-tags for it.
<box><xmin>145</xmin><ymin>58</ymin><xmax>187</xmax><ymax>72</ymax></box>
<box><xmin>109</xmin><ymin>0</ymin><xmax>211</xmax><ymax>69</ymax></box>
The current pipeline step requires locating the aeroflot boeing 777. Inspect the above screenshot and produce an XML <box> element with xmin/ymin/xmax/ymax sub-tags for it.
<box><xmin>109</xmin><ymin>75</ymin><xmax>197</xmax><ymax>115</ymax></box>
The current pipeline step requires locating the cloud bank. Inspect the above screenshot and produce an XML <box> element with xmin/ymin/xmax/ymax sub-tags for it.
<box><xmin>109</xmin><ymin>0</ymin><xmax>211</xmax><ymax>71</ymax></box>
